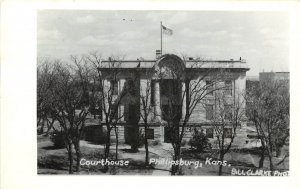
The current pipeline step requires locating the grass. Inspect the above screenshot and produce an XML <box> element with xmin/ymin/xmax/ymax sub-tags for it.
<box><xmin>37</xmin><ymin>134</ymin><xmax>289</xmax><ymax>175</ymax></box>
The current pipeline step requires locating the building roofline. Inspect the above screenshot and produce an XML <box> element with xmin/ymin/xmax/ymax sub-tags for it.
<box><xmin>101</xmin><ymin>59</ymin><xmax>247</xmax><ymax>63</ymax></box>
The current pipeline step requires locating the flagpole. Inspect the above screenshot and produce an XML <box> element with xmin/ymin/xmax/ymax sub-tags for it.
<box><xmin>160</xmin><ymin>21</ymin><xmax>162</xmax><ymax>56</ymax></box>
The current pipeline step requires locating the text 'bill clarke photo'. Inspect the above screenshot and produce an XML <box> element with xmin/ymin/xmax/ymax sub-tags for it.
<box><xmin>37</xmin><ymin>10</ymin><xmax>289</xmax><ymax>176</ymax></box>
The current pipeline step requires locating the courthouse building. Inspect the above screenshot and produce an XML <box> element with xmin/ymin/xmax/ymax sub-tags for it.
<box><xmin>87</xmin><ymin>53</ymin><xmax>250</xmax><ymax>146</ymax></box>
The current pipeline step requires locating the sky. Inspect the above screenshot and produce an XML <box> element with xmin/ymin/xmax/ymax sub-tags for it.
<box><xmin>37</xmin><ymin>10</ymin><xmax>290</xmax><ymax>76</ymax></box>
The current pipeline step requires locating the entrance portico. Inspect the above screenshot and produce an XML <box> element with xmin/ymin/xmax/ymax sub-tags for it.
<box><xmin>152</xmin><ymin>54</ymin><xmax>187</xmax><ymax>123</ymax></box>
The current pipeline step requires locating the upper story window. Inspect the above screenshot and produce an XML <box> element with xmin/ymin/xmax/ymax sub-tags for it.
<box><xmin>110</xmin><ymin>104</ymin><xmax>119</xmax><ymax>121</ymax></box>
<box><xmin>151</xmin><ymin>80</ymin><xmax>155</xmax><ymax>106</ymax></box>
<box><xmin>126</xmin><ymin>79</ymin><xmax>137</xmax><ymax>96</ymax></box>
<box><xmin>205</xmin><ymin>104</ymin><xmax>214</xmax><ymax>120</ymax></box>
<box><xmin>224</xmin><ymin>104</ymin><xmax>233</xmax><ymax>120</ymax></box>
<box><xmin>225</xmin><ymin>80</ymin><xmax>233</xmax><ymax>96</ymax></box>
<box><xmin>110</xmin><ymin>80</ymin><xmax>118</xmax><ymax>95</ymax></box>
<box><xmin>206</xmin><ymin>81</ymin><xmax>213</xmax><ymax>96</ymax></box>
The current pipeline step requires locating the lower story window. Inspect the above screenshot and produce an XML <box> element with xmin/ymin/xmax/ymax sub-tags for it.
<box><xmin>206</xmin><ymin>128</ymin><xmax>214</xmax><ymax>138</ymax></box>
<box><xmin>145</xmin><ymin>128</ymin><xmax>154</xmax><ymax>139</ymax></box>
<box><xmin>224</xmin><ymin>128</ymin><xmax>233</xmax><ymax>138</ymax></box>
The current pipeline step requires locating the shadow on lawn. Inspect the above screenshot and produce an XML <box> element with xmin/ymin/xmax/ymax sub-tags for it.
<box><xmin>121</xmin><ymin>148</ymin><xmax>141</xmax><ymax>153</ymax></box>
<box><xmin>42</xmin><ymin>145</ymin><xmax>65</xmax><ymax>150</ymax></box>
<box><xmin>181</xmin><ymin>148</ymin><xmax>215</xmax><ymax>161</ymax></box>
<box><xmin>227</xmin><ymin>160</ymin><xmax>256</xmax><ymax>168</ymax></box>
<box><xmin>38</xmin><ymin>154</ymin><xmax>69</xmax><ymax>171</ymax></box>
<box><xmin>232</xmin><ymin>147</ymin><xmax>266</xmax><ymax>155</ymax></box>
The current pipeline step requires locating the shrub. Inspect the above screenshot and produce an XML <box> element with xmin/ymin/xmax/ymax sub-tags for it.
<box><xmin>50</xmin><ymin>130</ymin><xmax>66</xmax><ymax>148</ymax></box>
<box><xmin>83</xmin><ymin>125</ymin><xmax>106</xmax><ymax>144</ymax></box>
<box><xmin>181</xmin><ymin>139</ymin><xmax>187</xmax><ymax>147</ymax></box>
<box><xmin>189</xmin><ymin>128</ymin><xmax>211</xmax><ymax>152</ymax></box>
<box><xmin>150</xmin><ymin>140</ymin><xmax>161</xmax><ymax>146</ymax></box>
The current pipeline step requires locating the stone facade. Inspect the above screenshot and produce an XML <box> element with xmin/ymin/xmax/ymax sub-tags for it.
<box><xmin>90</xmin><ymin>54</ymin><xmax>250</xmax><ymax>147</ymax></box>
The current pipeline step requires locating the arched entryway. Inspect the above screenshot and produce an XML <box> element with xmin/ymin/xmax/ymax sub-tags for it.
<box><xmin>153</xmin><ymin>54</ymin><xmax>187</xmax><ymax>142</ymax></box>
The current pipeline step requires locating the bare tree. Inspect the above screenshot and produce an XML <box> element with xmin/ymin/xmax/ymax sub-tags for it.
<box><xmin>211</xmin><ymin>90</ymin><xmax>246</xmax><ymax>175</ymax></box>
<box><xmin>139</xmin><ymin>72</ymin><xmax>154</xmax><ymax>166</ymax></box>
<box><xmin>157</xmin><ymin>56</ymin><xmax>227</xmax><ymax>175</ymax></box>
<box><xmin>86</xmin><ymin>52</ymin><xmax>127</xmax><ymax>171</ymax></box>
<box><xmin>47</xmin><ymin>57</ymin><xmax>91</xmax><ymax>174</ymax></box>
<box><xmin>37</xmin><ymin>58</ymin><xmax>57</xmax><ymax>134</ymax></box>
<box><xmin>246</xmin><ymin>78</ymin><xmax>289</xmax><ymax>173</ymax></box>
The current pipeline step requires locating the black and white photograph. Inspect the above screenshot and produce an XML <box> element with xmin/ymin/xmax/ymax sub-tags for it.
<box><xmin>36</xmin><ymin>10</ymin><xmax>291</xmax><ymax>176</ymax></box>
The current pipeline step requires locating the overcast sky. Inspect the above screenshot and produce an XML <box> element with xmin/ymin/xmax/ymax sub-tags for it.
<box><xmin>37</xmin><ymin>10</ymin><xmax>289</xmax><ymax>76</ymax></box>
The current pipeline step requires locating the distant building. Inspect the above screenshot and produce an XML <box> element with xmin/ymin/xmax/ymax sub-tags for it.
<box><xmin>86</xmin><ymin>53</ymin><xmax>250</xmax><ymax>146</ymax></box>
<box><xmin>259</xmin><ymin>72</ymin><xmax>289</xmax><ymax>82</ymax></box>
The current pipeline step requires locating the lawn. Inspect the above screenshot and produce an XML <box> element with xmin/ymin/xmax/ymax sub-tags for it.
<box><xmin>37</xmin><ymin>134</ymin><xmax>289</xmax><ymax>176</ymax></box>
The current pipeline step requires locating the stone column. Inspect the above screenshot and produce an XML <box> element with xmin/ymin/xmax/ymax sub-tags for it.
<box><xmin>120</xmin><ymin>105</ymin><xmax>125</xmax><ymax>122</ymax></box>
<box><xmin>153</xmin><ymin>80</ymin><xmax>161</xmax><ymax>122</ymax></box>
<box><xmin>102</xmin><ymin>79</ymin><xmax>110</xmax><ymax>121</ymax></box>
<box><xmin>139</xmin><ymin>79</ymin><xmax>151</xmax><ymax>123</ymax></box>
<box><xmin>119</xmin><ymin>79</ymin><xmax>126</xmax><ymax>121</ymax></box>
<box><xmin>119</xmin><ymin>79</ymin><xmax>126</xmax><ymax>94</ymax></box>
<box><xmin>181</xmin><ymin>81</ymin><xmax>186</xmax><ymax>120</ymax></box>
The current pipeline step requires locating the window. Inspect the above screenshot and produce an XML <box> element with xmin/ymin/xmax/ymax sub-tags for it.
<box><xmin>224</xmin><ymin>128</ymin><xmax>232</xmax><ymax>138</ymax></box>
<box><xmin>225</xmin><ymin>80</ymin><xmax>232</xmax><ymax>96</ymax></box>
<box><xmin>145</xmin><ymin>128</ymin><xmax>154</xmax><ymax>139</ymax></box>
<box><xmin>110</xmin><ymin>104</ymin><xmax>118</xmax><ymax>120</ymax></box>
<box><xmin>151</xmin><ymin>80</ymin><xmax>155</xmax><ymax>106</ymax></box>
<box><xmin>224</xmin><ymin>104</ymin><xmax>233</xmax><ymax>120</ymax></box>
<box><xmin>206</xmin><ymin>81</ymin><xmax>213</xmax><ymax>96</ymax></box>
<box><xmin>206</xmin><ymin>128</ymin><xmax>214</xmax><ymax>138</ymax></box>
<box><xmin>126</xmin><ymin>79</ymin><xmax>137</xmax><ymax>96</ymax></box>
<box><xmin>206</xmin><ymin>104</ymin><xmax>214</xmax><ymax>120</ymax></box>
<box><xmin>127</xmin><ymin>79</ymin><xmax>138</xmax><ymax>96</ymax></box>
<box><xmin>110</xmin><ymin>80</ymin><xmax>118</xmax><ymax>95</ymax></box>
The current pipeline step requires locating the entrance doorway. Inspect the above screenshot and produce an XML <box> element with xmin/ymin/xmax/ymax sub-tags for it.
<box><xmin>164</xmin><ymin>126</ymin><xmax>172</xmax><ymax>143</ymax></box>
<box><xmin>124</xmin><ymin>126</ymin><xmax>139</xmax><ymax>144</ymax></box>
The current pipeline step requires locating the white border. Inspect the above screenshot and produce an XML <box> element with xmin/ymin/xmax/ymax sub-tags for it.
<box><xmin>1</xmin><ymin>1</ymin><xmax>300</xmax><ymax>189</ymax></box>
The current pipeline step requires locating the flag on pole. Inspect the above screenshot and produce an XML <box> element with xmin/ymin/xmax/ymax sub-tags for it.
<box><xmin>162</xmin><ymin>25</ymin><xmax>173</xmax><ymax>35</ymax></box>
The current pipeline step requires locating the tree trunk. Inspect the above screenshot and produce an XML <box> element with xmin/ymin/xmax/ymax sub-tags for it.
<box><xmin>74</xmin><ymin>140</ymin><xmax>81</xmax><ymax>172</ymax></box>
<box><xmin>115</xmin><ymin>126</ymin><xmax>119</xmax><ymax>160</ymax></box>
<box><xmin>259</xmin><ymin>147</ymin><xmax>265</xmax><ymax>168</ymax></box>
<box><xmin>171</xmin><ymin>156</ymin><xmax>178</xmax><ymax>175</ymax></box>
<box><xmin>145</xmin><ymin>138</ymin><xmax>149</xmax><ymax>166</ymax></box>
<box><xmin>46</xmin><ymin>118</ymin><xmax>55</xmax><ymax>135</ymax></box>
<box><xmin>171</xmin><ymin>145</ymin><xmax>181</xmax><ymax>175</ymax></box>
<box><xmin>39</xmin><ymin>118</ymin><xmax>46</xmax><ymax>134</ymax></box>
<box><xmin>145</xmin><ymin>125</ymin><xmax>149</xmax><ymax>166</ymax></box>
<box><xmin>103</xmin><ymin>128</ymin><xmax>111</xmax><ymax>172</ymax></box>
<box><xmin>218</xmin><ymin>153</ymin><xmax>224</xmax><ymax>176</ymax></box>
<box><xmin>276</xmin><ymin>146</ymin><xmax>283</xmax><ymax>158</ymax></box>
<box><xmin>67</xmin><ymin>142</ymin><xmax>73</xmax><ymax>174</ymax></box>
<box><xmin>37</xmin><ymin>116</ymin><xmax>42</xmax><ymax>128</ymax></box>
<box><xmin>268</xmin><ymin>154</ymin><xmax>274</xmax><ymax>175</ymax></box>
